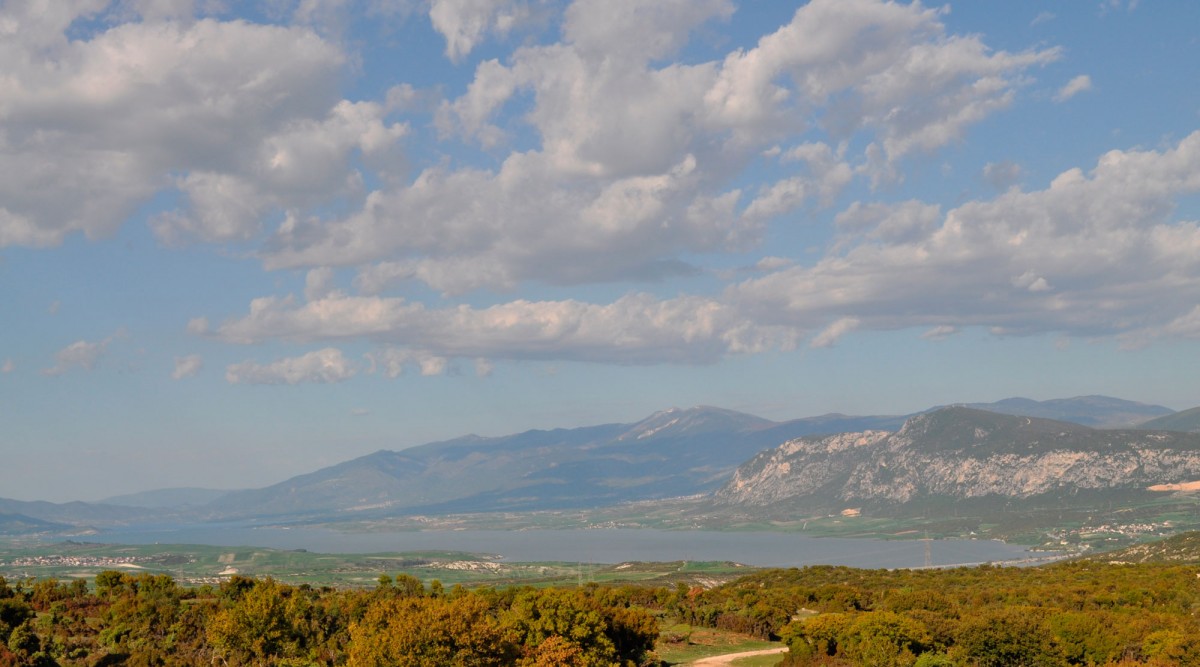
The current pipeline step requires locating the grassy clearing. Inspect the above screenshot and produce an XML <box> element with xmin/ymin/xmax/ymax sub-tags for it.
<box><xmin>730</xmin><ymin>653</ymin><xmax>786</xmax><ymax>666</ymax></box>
<box><xmin>654</xmin><ymin>624</ymin><xmax>780</xmax><ymax>665</ymax></box>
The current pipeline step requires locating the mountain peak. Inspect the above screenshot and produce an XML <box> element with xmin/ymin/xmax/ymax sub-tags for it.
<box><xmin>618</xmin><ymin>406</ymin><xmax>773</xmax><ymax>441</ymax></box>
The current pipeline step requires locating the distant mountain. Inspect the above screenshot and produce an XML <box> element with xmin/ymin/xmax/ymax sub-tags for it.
<box><xmin>1137</xmin><ymin>406</ymin><xmax>1200</xmax><ymax>433</ymax></box>
<box><xmin>99</xmin><ymin>487</ymin><xmax>233</xmax><ymax>509</ymax></box>
<box><xmin>200</xmin><ymin>406</ymin><xmax>807</xmax><ymax>520</ymax></box>
<box><xmin>0</xmin><ymin>498</ymin><xmax>151</xmax><ymax>527</ymax></box>
<box><xmin>9</xmin><ymin>396</ymin><xmax>1181</xmax><ymax>528</ymax></box>
<box><xmin>716</xmin><ymin>407</ymin><xmax>1200</xmax><ymax>513</ymax></box>
<box><xmin>950</xmin><ymin>395</ymin><xmax>1173</xmax><ymax>428</ymax></box>
<box><xmin>0</xmin><ymin>512</ymin><xmax>73</xmax><ymax>535</ymax></box>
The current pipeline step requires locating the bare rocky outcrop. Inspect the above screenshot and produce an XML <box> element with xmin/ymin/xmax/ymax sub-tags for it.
<box><xmin>716</xmin><ymin>407</ymin><xmax>1200</xmax><ymax>509</ymax></box>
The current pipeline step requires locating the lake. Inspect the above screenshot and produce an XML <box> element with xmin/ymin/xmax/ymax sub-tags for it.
<box><xmin>92</xmin><ymin>526</ymin><xmax>1048</xmax><ymax>569</ymax></box>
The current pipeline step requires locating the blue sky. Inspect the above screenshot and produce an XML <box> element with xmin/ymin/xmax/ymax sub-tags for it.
<box><xmin>3</xmin><ymin>0</ymin><xmax>1200</xmax><ymax>502</ymax></box>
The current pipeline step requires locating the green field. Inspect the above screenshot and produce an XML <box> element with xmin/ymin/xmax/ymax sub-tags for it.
<box><xmin>0</xmin><ymin>539</ymin><xmax>756</xmax><ymax>589</ymax></box>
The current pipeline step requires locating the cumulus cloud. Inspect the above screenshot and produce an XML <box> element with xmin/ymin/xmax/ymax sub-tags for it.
<box><xmin>0</xmin><ymin>5</ymin><xmax>409</xmax><ymax>249</ymax></box>
<box><xmin>266</xmin><ymin>0</ymin><xmax>1054</xmax><ymax>296</ymax></box>
<box><xmin>42</xmin><ymin>338</ymin><xmax>112</xmax><ymax>376</ymax></box>
<box><xmin>209</xmin><ymin>292</ymin><xmax>798</xmax><ymax>365</ymax></box>
<box><xmin>225</xmin><ymin>348</ymin><xmax>357</xmax><ymax>385</ymax></box>
<box><xmin>268</xmin><ymin>154</ymin><xmax>746</xmax><ymax>292</ymax></box>
<box><xmin>1054</xmin><ymin>75</ymin><xmax>1093</xmax><ymax>103</ymax></box>
<box><xmin>704</xmin><ymin>0</ymin><xmax>1057</xmax><ymax>159</ymax></box>
<box><xmin>429</xmin><ymin>0</ymin><xmax>538</xmax><ymax>62</ymax></box>
<box><xmin>731</xmin><ymin>131</ymin><xmax>1200</xmax><ymax>345</ymax></box>
<box><xmin>367</xmin><ymin>348</ymin><xmax>450</xmax><ymax>377</ymax></box>
<box><xmin>304</xmin><ymin>267</ymin><xmax>338</xmax><ymax>302</ymax></box>
<box><xmin>171</xmin><ymin>354</ymin><xmax>203</xmax><ymax>380</ymax></box>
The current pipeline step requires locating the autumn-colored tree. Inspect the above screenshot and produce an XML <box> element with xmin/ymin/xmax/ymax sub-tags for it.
<box><xmin>347</xmin><ymin>592</ymin><xmax>517</xmax><ymax>667</ymax></box>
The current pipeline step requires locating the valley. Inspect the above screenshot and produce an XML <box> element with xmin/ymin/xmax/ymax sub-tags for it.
<box><xmin>4</xmin><ymin>395</ymin><xmax>1200</xmax><ymax>559</ymax></box>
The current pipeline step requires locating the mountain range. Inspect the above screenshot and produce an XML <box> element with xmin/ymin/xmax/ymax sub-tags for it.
<box><xmin>716</xmin><ymin>406</ymin><xmax>1200</xmax><ymax>513</ymax></box>
<box><xmin>198</xmin><ymin>406</ymin><xmax>906</xmax><ymax>521</ymax></box>
<box><xmin>0</xmin><ymin>395</ymin><xmax>1191</xmax><ymax>532</ymax></box>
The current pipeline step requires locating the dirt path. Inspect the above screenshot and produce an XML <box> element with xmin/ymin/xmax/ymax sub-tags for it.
<box><xmin>688</xmin><ymin>646</ymin><xmax>788</xmax><ymax>666</ymax></box>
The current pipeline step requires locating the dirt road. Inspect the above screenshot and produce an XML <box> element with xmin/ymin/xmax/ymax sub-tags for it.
<box><xmin>688</xmin><ymin>646</ymin><xmax>788</xmax><ymax>666</ymax></box>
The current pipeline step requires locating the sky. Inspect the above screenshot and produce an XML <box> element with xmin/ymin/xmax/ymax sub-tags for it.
<box><xmin>3</xmin><ymin>0</ymin><xmax>1200</xmax><ymax>503</ymax></box>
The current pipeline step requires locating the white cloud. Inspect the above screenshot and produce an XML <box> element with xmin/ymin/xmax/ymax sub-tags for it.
<box><xmin>42</xmin><ymin>338</ymin><xmax>112</xmax><ymax>376</ymax></box>
<box><xmin>171</xmin><ymin>354</ymin><xmax>203</xmax><ymax>380</ymax></box>
<box><xmin>366</xmin><ymin>348</ymin><xmax>449</xmax><ymax>377</ymax></box>
<box><xmin>704</xmin><ymin>0</ymin><xmax>1057</xmax><ymax>159</ymax></box>
<box><xmin>731</xmin><ymin>131</ymin><xmax>1200</xmax><ymax>343</ymax></box>
<box><xmin>743</xmin><ymin>143</ymin><xmax>854</xmax><ymax>222</ymax></box>
<box><xmin>921</xmin><ymin>325</ymin><xmax>958</xmax><ymax>341</ymax></box>
<box><xmin>267</xmin><ymin>153</ymin><xmax>748</xmax><ymax>292</ymax></box>
<box><xmin>834</xmin><ymin>200</ymin><xmax>941</xmax><ymax>245</ymax></box>
<box><xmin>1031</xmin><ymin>11</ymin><xmax>1055</xmax><ymax>26</ymax></box>
<box><xmin>186</xmin><ymin>317</ymin><xmax>210</xmax><ymax>335</ymax></box>
<box><xmin>225</xmin><ymin>348</ymin><xmax>357</xmax><ymax>384</ymax></box>
<box><xmin>210</xmin><ymin>292</ymin><xmax>797</xmax><ymax>365</ymax></box>
<box><xmin>474</xmin><ymin>357</ymin><xmax>494</xmax><ymax>377</ymax></box>
<box><xmin>810</xmin><ymin>317</ymin><xmax>859</xmax><ymax>348</ymax></box>
<box><xmin>0</xmin><ymin>10</ymin><xmax>389</xmax><ymax>249</ymax></box>
<box><xmin>429</xmin><ymin>0</ymin><xmax>537</xmax><ymax>62</ymax></box>
<box><xmin>272</xmin><ymin>0</ymin><xmax>1054</xmax><ymax>296</ymax></box>
<box><xmin>1054</xmin><ymin>75</ymin><xmax>1093</xmax><ymax>103</ymax></box>
<box><xmin>304</xmin><ymin>267</ymin><xmax>338</xmax><ymax>302</ymax></box>
<box><xmin>267</xmin><ymin>0</ymin><xmax>1056</xmax><ymax>297</ymax></box>
<box><xmin>563</xmin><ymin>0</ymin><xmax>733</xmax><ymax>63</ymax></box>
<box><xmin>1</xmin><ymin>358</ymin><xmax>13</xmax><ymax>374</ymax></box>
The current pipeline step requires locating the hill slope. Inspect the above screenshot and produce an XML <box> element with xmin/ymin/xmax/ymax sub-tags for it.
<box><xmin>201</xmin><ymin>407</ymin><xmax>809</xmax><ymax>520</ymax></box>
<box><xmin>953</xmin><ymin>395</ymin><xmax>1172</xmax><ymax>428</ymax></box>
<box><xmin>1137</xmin><ymin>406</ymin><xmax>1200</xmax><ymax>433</ymax></box>
<box><xmin>716</xmin><ymin>407</ymin><xmax>1200</xmax><ymax>512</ymax></box>
<box><xmin>1088</xmin><ymin>531</ymin><xmax>1200</xmax><ymax>563</ymax></box>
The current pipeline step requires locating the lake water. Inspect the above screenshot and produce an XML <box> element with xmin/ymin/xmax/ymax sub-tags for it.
<box><xmin>91</xmin><ymin>526</ymin><xmax>1046</xmax><ymax>569</ymax></box>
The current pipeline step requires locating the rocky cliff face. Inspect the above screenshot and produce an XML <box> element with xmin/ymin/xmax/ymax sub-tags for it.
<box><xmin>716</xmin><ymin>407</ymin><xmax>1200</xmax><ymax>509</ymax></box>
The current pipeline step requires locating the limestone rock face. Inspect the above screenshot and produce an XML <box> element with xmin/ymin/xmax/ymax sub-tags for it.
<box><xmin>715</xmin><ymin>407</ymin><xmax>1200</xmax><ymax>509</ymax></box>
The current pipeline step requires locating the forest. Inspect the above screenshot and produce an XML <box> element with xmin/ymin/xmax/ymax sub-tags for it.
<box><xmin>1</xmin><ymin>558</ymin><xmax>1199</xmax><ymax>666</ymax></box>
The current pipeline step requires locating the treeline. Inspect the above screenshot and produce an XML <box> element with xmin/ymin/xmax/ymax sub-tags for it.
<box><xmin>5</xmin><ymin>559</ymin><xmax>1200</xmax><ymax>666</ymax></box>
<box><xmin>674</xmin><ymin>562</ymin><xmax>1200</xmax><ymax>666</ymax></box>
<box><xmin>0</xmin><ymin>572</ymin><xmax>658</xmax><ymax>666</ymax></box>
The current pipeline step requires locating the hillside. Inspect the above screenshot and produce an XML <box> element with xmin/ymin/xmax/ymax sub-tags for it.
<box><xmin>201</xmin><ymin>407</ymin><xmax>804</xmax><ymax>520</ymax></box>
<box><xmin>2</xmin><ymin>395</ymin><xmax>1183</xmax><ymax>531</ymax></box>
<box><xmin>957</xmin><ymin>395</ymin><xmax>1172</xmax><ymax>428</ymax></box>
<box><xmin>1088</xmin><ymin>531</ymin><xmax>1200</xmax><ymax>564</ymax></box>
<box><xmin>0</xmin><ymin>512</ymin><xmax>73</xmax><ymax>535</ymax></box>
<box><xmin>99</xmin><ymin>487</ymin><xmax>233</xmax><ymax>509</ymax></box>
<box><xmin>1137</xmin><ymin>406</ymin><xmax>1200</xmax><ymax>433</ymax></box>
<box><xmin>716</xmin><ymin>407</ymin><xmax>1200</xmax><ymax>512</ymax></box>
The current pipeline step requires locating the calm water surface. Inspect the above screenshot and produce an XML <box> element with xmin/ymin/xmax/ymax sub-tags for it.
<box><xmin>93</xmin><ymin>526</ymin><xmax>1043</xmax><ymax>569</ymax></box>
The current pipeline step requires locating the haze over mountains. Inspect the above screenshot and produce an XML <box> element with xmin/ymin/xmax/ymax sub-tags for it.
<box><xmin>1</xmin><ymin>395</ymin><xmax>1194</xmax><ymax>534</ymax></box>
